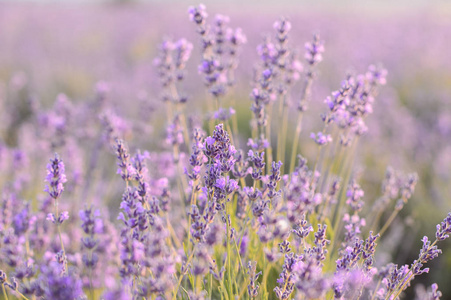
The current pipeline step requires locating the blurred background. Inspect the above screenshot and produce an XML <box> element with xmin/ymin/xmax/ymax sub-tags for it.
<box><xmin>1</xmin><ymin>0</ymin><xmax>451</xmax><ymax>297</ymax></box>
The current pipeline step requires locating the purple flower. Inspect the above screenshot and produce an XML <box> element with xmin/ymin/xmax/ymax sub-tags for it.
<box><xmin>166</xmin><ymin>115</ymin><xmax>184</xmax><ymax>147</ymax></box>
<box><xmin>248</xmin><ymin>150</ymin><xmax>266</xmax><ymax>180</ymax></box>
<box><xmin>257</xmin><ymin>39</ymin><xmax>277</xmax><ymax>65</ymax></box>
<box><xmin>198</xmin><ymin>58</ymin><xmax>220</xmax><ymax>75</ymax></box>
<box><xmin>436</xmin><ymin>212</ymin><xmax>451</xmax><ymax>241</ymax></box>
<box><xmin>274</xmin><ymin>253</ymin><xmax>298</xmax><ymax>299</ymax></box>
<box><xmin>174</xmin><ymin>38</ymin><xmax>193</xmax><ymax>69</ymax></box>
<box><xmin>103</xmin><ymin>287</ymin><xmax>132</xmax><ymax>300</ymax></box>
<box><xmin>214</xmin><ymin>177</ymin><xmax>226</xmax><ymax>190</ymax></box>
<box><xmin>346</xmin><ymin>180</ymin><xmax>365</xmax><ymax>212</ymax></box>
<box><xmin>304</xmin><ymin>34</ymin><xmax>324</xmax><ymax>66</ymax></box>
<box><xmin>115</xmin><ymin>139</ymin><xmax>135</xmax><ymax>182</ymax></box>
<box><xmin>430</xmin><ymin>283</ymin><xmax>442</xmax><ymax>300</ymax></box>
<box><xmin>226</xmin><ymin>27</ymin><xmax>247</xmax><ymax>46</ymax></box>
<box><xmin>58</xmin><ymin>211</ymin><xmax>69</xmax><ymax>224</ymax></box>
<box><xmin>247</xmin><ymin>137</ymin><xmax>269</xmax><ymax>152</ymax></box>
<box><xmin>247</xmin><ymin>261</ymin><xmax>262</xmax><ymax>298</ymax></box>
<box><xmin>44</xmin><ymin>153</ymin><xmax>67</xmax><ymax>199</ymax></box>
<box><xmin>310</xmin><ymin>132</ymin><xmax>332</xmax><ymax>146</ymax></box>
<box><xmin>46</xmin><ymin>211</ymin><xmax>69</xmax><ymax>224</ymax></box>
<box><xmin>213</xmin><ymin>107</ymin><xmax>236</xmax><ymax>121</ymax></box>
<box><xmin>204</xmin><ymin>223</ymin><xmax>222</xmax><ymax>246</ymax></box>
<box><xmin>293</xmin><ymin>259</ymin><xmax>330</xmax><ymax>299</ymax></box>
<box><xmin>13</xmin><ymin>203</ymin><xmax>36</xmax><ymax>235</ymax></box>
<box><xmin>273</xmin><ymin>18</ymin><xmax>292</xmax><ymax>35</ymax></box>
<box><xmin>41</xmin><ymin>262</ymin><xmax>84</xmax><ymax>299</ymax></box>
<box><xmin>188</xmin><ymin>4</ymin><xmax>207</xmax><ymax>25</ymax></box>
<box><xmin>416</xmin><ymin>236</ymin><xmax>441</xmax><ymax>269</ymax></box>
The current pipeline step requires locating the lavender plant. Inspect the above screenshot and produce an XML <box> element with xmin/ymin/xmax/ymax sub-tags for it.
<box><xmin>0</xmin><ymin>3</ymin><xmax>450</xmax><ymax>300</ymax></box>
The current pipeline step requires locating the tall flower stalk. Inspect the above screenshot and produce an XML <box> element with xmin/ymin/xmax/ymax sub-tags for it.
<box><xmin>44</xmin><ymin>153</ymin><xmax>69</xmax><ymax>274</ymax></box>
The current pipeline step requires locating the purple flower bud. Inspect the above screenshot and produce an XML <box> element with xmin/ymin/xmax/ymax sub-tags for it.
<box><xmin>226</xmin><ymin>27</ymin><xmax>247</xmax><ymax>45</ymax></box>
<box><xmin>58</xmin><ymin>211</ymin><xmax>69</xmax><ymax>224</ymax></box>
<box><xmin>436</xmin><ymin>213</ymin><xmax>451</xmax><ymax>241</ymax></box>
<box><xmin>213</xmin><ymin>107</ymin><xmax>236</xmax><ymax>121</ymax></box>
<box><xmin>44</xmin><ymin>153</ymin><xmax>67</xmax><ymax>199</ymax></box>
<box><xmin>47</xmin><ymin>213</ymin><xmax>56</xmax><ymax>223</ymax></box>
<box><xmin>310</xmin><ymin>132</ymin><xmax>332</xmax><ymax>146</ymax></box>
<box><xmin>188</xmin><ymin>4</ymin><xmax>208</xmax><ymax>25</ymax></box>
<box><xmin>304</xmin><ymin>34</ymin><xmax>324</xmax><ymax>66</ymax></box>
<box><xmin>174</xmin><ymin>38</ymin><xmax>193</xmax><ymax>69</ymax></box>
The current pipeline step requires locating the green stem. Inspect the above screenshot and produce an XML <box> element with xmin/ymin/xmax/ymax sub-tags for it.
<box><xmin>173</xmin><ymin>244</ymin><xmax>198</xmax><ymax>300</ymax></box>
<box><xmin>229</xmin><ymin>95</ymin><xmax>240</xmax><ymax>149</ymax></box>
<box><xmin>54</xmin><ymin>198</ymin><xmax>68</xmax><ymax>273</ymax></box>
<box><xmin>330</xmin><ymin>139</ymin><xmax>357</xmax><ymax>257</ymax></box>
<box><xmin>276</xmin><ymin>95</ymin><xmax>284</xmax><ymax>167</ymax></box>
<box><xmin>2</xmin><ymin>284</ymin><xmax>9</xmax><ymax>300</ymax></box>
<box><xmin>225</xmin><ymin>210</ymin><xmax>234</xmax><ymax>299</ymax></box>
<box><xmin>317</xmin><ymin>127</ymin><xmax>341</xmax><ymax>193</ymax></box>
<box><xmin>378</xmin><ymin>208</ymin><xmax>400</xmax><ymax>237</ymax></box>
<box><xmin>370</xmin><ymin>278</ymin><xmax>382</xmax><ymax>300</ymax></box>
<box><xmin>288</xmin><ymin>112</ymin><xmax>303</xmax><ymax>176</ymax></box>
<box><xmin>89</xmin><ymin>261</ymin><xmax>94</xmax><ymax>300</ymax></box>
<box><xmin>2</xmin><ymin>282</ymin><xmax>30</xmax><ymax>300</ymax></box>
<box><xmin>186</xmin><ymin>179</ymin><xmax>199</xmax><ymax>249</ymax></box>
<box><xmin>266</xmin><ymin>103</ymin><xmax>274</xmax><ymax>175</ymax></box>
<box><xmin>261</xmin><ymin>263</ymin><xmax>272</xmax><ymax>297</ymax></box>
<box><xmin>278</xmin><ymin>100</ymin><xmax>290</xmax><ymax>172</ymax></box>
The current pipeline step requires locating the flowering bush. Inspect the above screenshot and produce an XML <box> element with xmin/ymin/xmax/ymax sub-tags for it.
<box><xmin>0</xmin><ymin>3</ymin><xmax>449</xmax><ymax>300</ymax></box>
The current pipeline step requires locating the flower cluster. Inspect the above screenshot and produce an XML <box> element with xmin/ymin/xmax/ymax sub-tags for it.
<box><xmin>1</xmin><ymin>4</ymin><xmax>450</xmax><ymax>300</ymax></box>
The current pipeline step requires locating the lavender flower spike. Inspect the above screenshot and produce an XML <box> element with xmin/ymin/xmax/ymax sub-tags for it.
<box><xmin>436</xmin><ymin>212</ymin><xmax>451</xmax><ymax>241</ymax></box>
<box><xmin>44</xmin><ymin>153</ymin><xmax>67</xmax><ymax>199</ymax></box>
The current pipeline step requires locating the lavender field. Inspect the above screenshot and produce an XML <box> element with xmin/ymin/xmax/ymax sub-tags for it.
<box><xmin>1</xmin><ymin>1</ymin><xmax>451</xmax><ymax>299</ymax></box>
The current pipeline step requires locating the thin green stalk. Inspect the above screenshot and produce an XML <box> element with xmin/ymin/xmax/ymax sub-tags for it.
<box><xmin>209</xmin><ymin>273</ymin><xmax>213</xmax><ymax>299</ymax></box>
<box><xmin>311</xmin><ymin>145</ymin><xmax>323</xmax><ymax>187</ymax></box>
<box><xmin>317</xmin><ymin>127</ymin><xmax>341</xmax><ymax>193</ymax></box>
<box><xmin>369</xmin><ymin>208</ymin><xmax>384</xmax><ymax>235</ymax></box>
<box><xmin>186</xmin><ymin>178</ymin><xmax>199</xmax><ymax>248</ymax></box>
<box><xmin>206</xmin><ymin>92</ymin><xmax>215</xmax><ymax>135</ymax></box>
<box><xmin>54</xmin><ymin>199</ymin><xmax>68</xmax><ymax>273</ymax></box>
<box><xmin>278</xmin><ymin>99</ymin><xmax>290</xmax><ymax>171</ymax></box>
<box><xmin>177</xmin><ymin>108</ymin><xmax>192</xmax><ymax>150</ymax></box>
<box><xmin>311</xmin><ymin>124</ymin><xmax>332</xmax><ymax>190</ymax></box>
<box><xmin>2</xmin><ymin>284</ymin><xmax>9</xmax><ymax>300</ymax></box>
<box><xmin>229</xmin><ymin>93</ymin><xmax>241</xmax><ymax>149</ymax></box>
<box><xmin>166</xmin><ymin>214</ymin><xmax>182</xmax><ymax>249</ymax></box>
<box><xmin>238</xmin><ymin>278</ymin><xmax>248</xmax><ymax>300</ymax></box>
<box><xmin>288</xmin><ymin>111</ymin><xmax>303</xmax><ymax>175</ymax></box>
<box><xmin>2</xmin><ymin>281</ymin><xmax>29</xmax><ymax>300</ymax></box>
<box><xmin>233</xmin><ymin>239</ymin><xmax>245</xmax><ymax>275</ymax></box>
<box><xmin>225</xmin><ymin>210</ymin><xmax>234</xmax><ymax>299</ymax></box>
<box><xmin>261</xmin><ymin>262</ymin><xmax>272</xmax><ymax>297</ymax></box>
<box><xmin>225</xmin><ymin>122</ymin><xmax>236</xmax><ymax>150</ymax></box>
<box><xmin>219</xmin><ymin>279</ymin><xmax>230</xmax><ymax>300</ymax></box>
<box><xmin>318</xmin><ymin>130</ymin><xmax>343</xmax><ymax>222</ymax></box>
<box><xmin>370</xmin><ymin>278</ymin><xmax>382</xmax><ymax>300</ymax></box>
<box><xmin>378</xmin><ymin>206</ymin><xmax>401</xmax><ymax>237</ymax></box>
<box><xmin>331</xmin><ymin>138</ymin><xmax>357</xmax><ymax>226</ymax></box>
<box><xmin>88</xmin><ymin>267</ymin><xmax>94</xmax><ymax>300</ymax></box>
<box><xmin>13</xmin><ymin>290</ymin><xmax>29</xmax><ymax>300</ymax></box>
<box><xmin>319</xmin><ymin>194</ymin><xmax>332</xmax><ymax>224</ymax></box>
<box><xmin>280</xmin><ymin>273</ymin><xmax>292</xmax><ymax>298</ymax></box>
<box><xmin>266</xmin><ymin>103</ymin><xmax>274</xmax><ymax>175</ymax></box>
<box><xmin>276</xmin><ymin>95</ymin><xmax>285</xmax><ymax>167</ymax></box>
<box><xmin>329</xmin><ymin>139</ymin><xmax>357</xmax><ymax>257</ymax></box>
<box><xmin>173</xmin><ymin>244</ymin><xmax>198</xmax><ymax>300</ymax></box>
